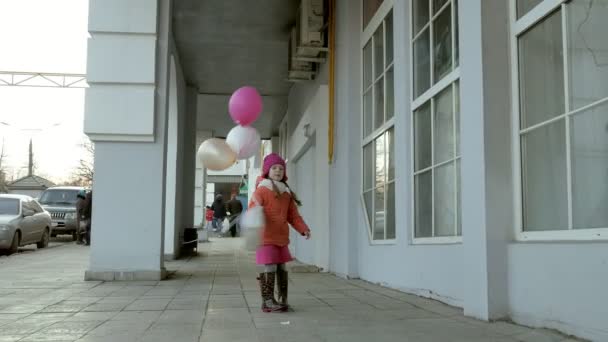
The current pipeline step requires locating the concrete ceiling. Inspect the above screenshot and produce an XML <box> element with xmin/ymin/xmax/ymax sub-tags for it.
<box><xmin>173</xmin><ymin>0</ymin><xmax>298</xmax><ymax>138</ymax></box>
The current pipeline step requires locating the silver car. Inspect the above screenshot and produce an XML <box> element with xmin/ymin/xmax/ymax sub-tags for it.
<box><xmin>0</xmin><ymin>194</ymin><xmax>52</xmax><ymax>255</ymax></box>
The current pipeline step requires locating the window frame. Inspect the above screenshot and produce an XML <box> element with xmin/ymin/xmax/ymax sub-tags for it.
<box><xmin>510</xmin><ymin>0</ymin><xmax>608</xmax><ymax>241</ymax></box>
<box><xmin>360</xmin><ymin>0</ymin><xmax>396</xmax><ymax>244</ymax></box>
<box><xmin>410</xmin><ymin>0</ymin><xmax>462</xmax><ymax>245</ymax></box>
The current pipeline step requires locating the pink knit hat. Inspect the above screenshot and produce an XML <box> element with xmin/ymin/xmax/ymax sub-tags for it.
<box><xmin>262</xmin><ymin>153</ymin><xmax>287</xmax><ymax>181</ymax></box>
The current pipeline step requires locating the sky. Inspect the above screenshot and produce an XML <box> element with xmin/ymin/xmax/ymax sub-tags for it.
<box><xmin>0</xmin><ymin>0</ymin><xmax>89</xmax><ymax>183</ymax></box>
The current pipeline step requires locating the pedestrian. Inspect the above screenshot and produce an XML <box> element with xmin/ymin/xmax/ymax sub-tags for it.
<box><xmin>226</xmin><ymin>194</ymin><xmax>243</xmax><ymax>237</ymax></box>
<box><xmin>250</xmin><ymin>153</ymin><xmax>311</xmax><ymax>313</ymax></box>
<box><xmin>75</xmin><ymin>190</ymin><xmax>87</xmax><ymax>244</ymax></box>
<box><xmin>211</xmin><ymin>194</ymin><xmax>227</xmax><ymax>232</ymax></box>
<box><xmin>82</xmin><ymin>190</ymin><xmax>93</xmax><ymax>245</ymax></box>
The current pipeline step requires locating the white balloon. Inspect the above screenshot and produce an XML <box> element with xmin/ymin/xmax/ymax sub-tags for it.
<box><xmin>197</xmin><ymin>138</ymin><xmax>237</xmax><ymax>171</ymax></box>
<box><xmin>226</xmin><ymin>125</ymin><xmax>261</xmax><ymax>160</ymax></box>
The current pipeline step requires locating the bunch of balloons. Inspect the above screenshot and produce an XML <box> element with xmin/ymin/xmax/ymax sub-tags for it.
<box><xmin>197</xmin><ymin>86</ymin><xmax>263</xmax><ymax>171</ymax></box>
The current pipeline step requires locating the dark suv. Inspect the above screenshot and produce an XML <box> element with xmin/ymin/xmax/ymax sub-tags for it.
<box><xmin>38</xmin><ymin>186</ymin><xmax>84</xmax><ymax>240</ymax></box>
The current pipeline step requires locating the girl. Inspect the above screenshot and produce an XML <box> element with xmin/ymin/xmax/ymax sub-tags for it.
<box><xmin>204</xmin><ymin>205</ymin><xmax>214</xmax><ymax>230</ymax></box>
<box><xmin>250</xmin><ymin>153</ymin><xmax>311</xmax><ymax>313</ymax></box>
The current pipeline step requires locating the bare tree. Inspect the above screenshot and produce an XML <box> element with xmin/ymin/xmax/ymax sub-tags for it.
<box><xmin>70</xmin><ymin>139</ymin><xmax>94</xmax><ymax>187</ymax></box>
<box><xmin>0</xmin><ymin>139</ymin><xmax>8</xmax><ymax>193</ymax></box>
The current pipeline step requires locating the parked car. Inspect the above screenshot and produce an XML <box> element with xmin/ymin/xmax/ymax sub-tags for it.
<box><xmin>38</xmin><ymin>186</ymin><xmax>85</xmax><ymax>240</ymax></box>
<box><xmin>0</xmin><ymin>194</ymin><xmax>52</xmax><ymax>255</ymax></box>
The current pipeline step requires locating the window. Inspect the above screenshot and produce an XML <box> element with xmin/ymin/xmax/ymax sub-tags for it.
<box><xmin>0</xmin><ymin>198</ymin><xmax>20</xmax><ymax>215</ymax></box>
<box><xmin>513</xmin><ymin>0</ymin><xmax>608</xmax><ymax>239</ymax></box>
<box><xmin>517</xmin><ymin>0</ymin><xmax>543</xmax><ymax>18</ymax></box>
<box><xmin>30</xmin><ymin>200</ymin><xmax>44</xmax><ymax>213</ymax></box>
<box><xmin>278</xmin><ymin>119</ymin><xmax>288</xmax><ymax>160</ymax></box>
<box><xmin>411</xmin><ymin>0</ymin><xmax>461</xmax><ymax>241</ymax></box>
<box><xmin>39</xmin><ymin>189</ymin><xmax>79</xmax><ymax>205</ymax></box>
<box><xmin>362</xmin><ymin>4</ymin><xmax>395</xmax><ymax>242</ymax></box>
<box><xmin>21</xmin><ymin>201</ymin><xmax>32</xmax><ymax>214</ymax></box>
<box><xmin>363</xmin><ymin>0</ymin><xmax>385</xmax><ymax>29</ymax></box>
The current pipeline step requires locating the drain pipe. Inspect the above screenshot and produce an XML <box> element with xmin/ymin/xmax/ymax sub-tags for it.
<box><xmin>328</xmin><ymin>0</ymin><xmax>336</xmax><ymax>164</ymax></box>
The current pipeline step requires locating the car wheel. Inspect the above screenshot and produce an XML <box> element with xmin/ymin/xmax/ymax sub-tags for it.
<box><xmin>7</xmin><ymin>232</ymin><xmax>20</xmax><ymax>255</ymax></box>
<box><xmin>37</xmin><ymin>228</ymin><xmax>50</xmax><ymax>249</ymax></box>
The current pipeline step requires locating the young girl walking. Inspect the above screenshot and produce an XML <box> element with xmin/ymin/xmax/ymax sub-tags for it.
<box><xmin>250</xmin><ymin>153</ymin><xmax>311</xmax><ymax>313</ymax></box>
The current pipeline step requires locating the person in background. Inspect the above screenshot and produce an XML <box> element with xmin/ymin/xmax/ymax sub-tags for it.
<box><xmin>211</xmin><ymin>194</ymin><xmax>227</xmax><ymax>232</ymax></box>
<box><xmin>82</xmin><ymin>190</ymin><xmax>93</xmax><ymax>245</ymax></box>
<box><xmin>75</xmin><ymin>190</ymin><xmax>87</xmax><ymax>244</ymax></box>
<box><xmin>226</xmin><ymin>194</ymin><xmax>243</xmax><ymax>237</ymax></box>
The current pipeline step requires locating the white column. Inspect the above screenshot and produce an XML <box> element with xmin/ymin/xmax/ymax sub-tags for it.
<box><xmin>84</xmin><ymin>0</ymin><xmax>172</xmax><ymax>281</ymax></box>
<box><xmin>164</xmin><ymin>56</ymin><xmax>179</xmax><ymax>260</ymax></box>
<box><xmin>459</xmin><ymin>0</ymin><xmax>512</xmax><ymax>320</ymax></box>
<box><xmin>328</xmin><ymin>0</ymin><xmax>361</xmax><ymax>278</ymax></box>
<box><xmin>313</xmin><ymin>86</ymin><xmax>330</xmax><ymax>271</ymax></box>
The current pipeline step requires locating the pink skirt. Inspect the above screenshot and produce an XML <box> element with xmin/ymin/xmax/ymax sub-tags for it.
<box><xmin>256</xmin><ymin>245</ymin><xmax>293</xmax><ymax>265</ymax></box>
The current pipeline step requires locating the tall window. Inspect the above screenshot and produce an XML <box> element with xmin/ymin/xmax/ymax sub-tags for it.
<box><xmin>411</xmin><ymin>0</ymin><xmax>461</xmax><ymax>241</ymax></box>
<box><xmin>278</xmin><ymin>119</ymin><xmax>288</xmax><ymax>160</ymax></box>
<box><xmin>362</xmin><ymin>3</ymin><xmax>395</xmax><ymax>242</ymax></box>
<box><xmin>513</xmin><ymin>0</ymin><xmax>608</xmax><ymax>239</ymax></box>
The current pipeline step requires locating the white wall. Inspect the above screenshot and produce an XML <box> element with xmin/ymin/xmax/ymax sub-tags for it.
<box><xmin>85</xmin><ymin>0</ymin><xmax>158</xmax><ymax>142</ymax></box>
<box><xmin>324</xmin><ymin>0</ymin><xmax>466</xmax><ymax>304</ymax></box>
<box><xmin>509</xmin><ymin>244</ymin><xmax>608</xmax><ymax>340</ymax></box>
<box><xmin>458</xmin><ymin>1</ymin><xmax>608</xmax><ymax>339</ymax></box>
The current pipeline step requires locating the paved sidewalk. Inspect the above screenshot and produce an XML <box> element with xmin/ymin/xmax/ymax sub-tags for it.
<box><xmin>0</xmin><ymin>238</ymin><xmax>583</xmax><ymax>342</ymax></box>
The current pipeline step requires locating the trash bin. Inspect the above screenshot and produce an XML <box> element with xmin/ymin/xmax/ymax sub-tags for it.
<box><xmin>182</xmin><ymin>227</ymin><xmax>198</xmax><ymax>254</ymax></box>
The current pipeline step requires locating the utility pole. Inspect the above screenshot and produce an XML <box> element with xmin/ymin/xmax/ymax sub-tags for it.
<box><xmin>28</xmin><ymin>138</ymin><xmax>33</xmax><ymax>176</ymax></box>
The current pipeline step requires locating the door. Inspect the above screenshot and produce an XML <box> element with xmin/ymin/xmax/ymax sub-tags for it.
<box><xmin>29</xmin><ymin>200</ymin><xmax>47</xmax><ymax>240</ymax></box>
<box><xmin>19</xmin><ymin>200</ymin><xmax>37</xmax><ymax>244</ymax></box>
<box><xmin>293</xmin><ymin>145</ymin><xmax>316</xmax><ymax>265</ymax></box>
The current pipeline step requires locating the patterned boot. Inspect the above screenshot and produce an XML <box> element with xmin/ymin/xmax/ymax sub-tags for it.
<box><xmin>276</xmin><ymin>268</ymin><xmax>289</xmax><ymax>311</ymax></box>
<box><xmin>259</xmin><ymin>273</ymin><xmax>284</xmax><ymax>313</ymax></box>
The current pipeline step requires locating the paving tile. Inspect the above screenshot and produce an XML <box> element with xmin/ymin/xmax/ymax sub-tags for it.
<box><xmin>123</xmin><ymin>299</ymin><xmax>170</xmax><ymax>311</ymax></box>
<box><xmin>200</xmin><ymin>328</ymin><xmax>259</xmax><ymax>342</ymax></box>
<box><xmin>0</xmin><ymin>304</ymin><xmax>48</xmax><ymax>314</ymax></box>
<box><xmin>0</xmin><ymin>238</ymin><xmax>589</xmax><ymax>342</ymax></box>
<box><xmin>513</xmin><ymin>329</ymin><xmax>572</xmax><ymax>342</ymax></box>
<box><xmin>0</xmin><ymin>336</ymin><xmax>27</xmax><ymax>342</ymax></box>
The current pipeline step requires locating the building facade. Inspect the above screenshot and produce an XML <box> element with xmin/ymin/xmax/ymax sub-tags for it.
<box><xmin>84</xmin><ymin>1</ymin><xmax>608</xmax><ymax>340</ymax></box>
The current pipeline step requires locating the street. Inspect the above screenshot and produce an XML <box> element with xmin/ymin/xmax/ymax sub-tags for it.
<box><xmin>0</xmin><ymin>235</ymin><xmax>77</xmax><ymax>260</ymax></box>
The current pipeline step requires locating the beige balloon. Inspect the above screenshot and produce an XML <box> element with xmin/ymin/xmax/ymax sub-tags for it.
<box><xmin>197</xmin><ymin>138</ymin><xmax>237</xmax><ymax>171</ymax></box>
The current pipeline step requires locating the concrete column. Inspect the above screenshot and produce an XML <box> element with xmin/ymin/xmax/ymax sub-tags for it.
<box><xmin>312</xmin><ymin>86</ymin><xmax>330</xmax><ymax>272</ymax></box>
<box><xmin>328</xmin><ymin>0</ymin><xmax>361</xmax><ymax>278</ymax></box>
<box><xmin>459</xmin><ymin>0</ymin><xmax>512</xmax><ymax>320</ymax></box>
<box><xmin>164</xmin><ymin>55</ymin><xmax>179</xmax><ymax>260</ymax></box>
<box><xmin>84</xmin><ymin>0</ymin><xmax>173</xmax><ymax>281</ymax></box>
<box><xmin>180</xmin><ymin>86</ymin><xmax>197</xmax><ymax>229</ymax></box>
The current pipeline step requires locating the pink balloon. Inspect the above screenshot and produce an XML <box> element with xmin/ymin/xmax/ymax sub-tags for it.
<box><xmin>228</xmin><ymin>86</ymin><xmax>263</xmax><ymax>126</ymax></box>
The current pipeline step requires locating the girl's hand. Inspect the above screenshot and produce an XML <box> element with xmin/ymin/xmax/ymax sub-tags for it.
<box><xmin>304</xmin><ymin>231</ymin><xmax>311</xmax><ymax>240</ymax></box>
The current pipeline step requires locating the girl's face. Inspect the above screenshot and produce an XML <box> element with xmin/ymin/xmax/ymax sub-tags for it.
<box><xmin>269</xmin><ymin>165</ymin><xmax>285</xmax><ymax>182</ymax></box>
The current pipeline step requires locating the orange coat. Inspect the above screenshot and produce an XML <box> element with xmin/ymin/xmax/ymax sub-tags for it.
<box><xmin>249</xmin><ymin>180</ymin><xmax>310</xmax><ymax>247</ymax></box>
